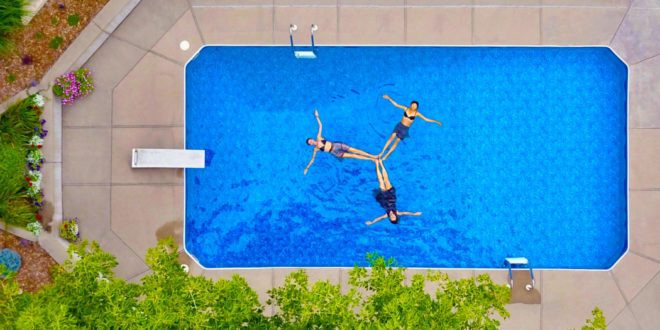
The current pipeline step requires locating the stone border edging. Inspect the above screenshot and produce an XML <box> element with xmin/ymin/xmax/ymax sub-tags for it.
<box><xmin>0</xmin><ymin>0</ymin><xmax>141</xmax><ymax>263</ymax></box>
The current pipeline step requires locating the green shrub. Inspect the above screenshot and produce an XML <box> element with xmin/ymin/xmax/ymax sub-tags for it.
<box><xmin>0</xmin><ymin>0</ymin><xmax>27</xmax><ymax>56</ymax></box>
<box><xmin>66</xmin><ymin>14</ymin><xmax>79</xmax><ymax>26</ymax></box>
<box><xmin>0</xmin><ymin>95</ymin><xmax>41</xmax><ymax>145</ymax></box>
<box><xmin>6</xmin><ymin>73</ymin><xmax>16</xmax><ymax>83</ymax></box>
<box><xmin>34</xmin><ymin>31</ymin><xmax>42</xmax><ymax>39</ymax></box>
<box><xmin>50</xmin><ymin>17</ymin><xmax>57</xmax><ymax>25</ymax></box>
<box><xmin>48</xmin><ymin>36</ymin><xmax>63</xmax><ymax>49</ymax></box>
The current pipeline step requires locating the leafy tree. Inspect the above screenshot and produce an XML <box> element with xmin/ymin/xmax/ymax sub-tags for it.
<box><xmin>578</xmin><ymin>307</ymin><xmax>606</xmax><ymax>330</ymax></box>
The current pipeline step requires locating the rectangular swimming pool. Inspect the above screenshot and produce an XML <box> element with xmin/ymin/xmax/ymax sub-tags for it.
<box><xmin>184</xmin><ymin>46</ymin><xmax>627</xmax><ymax>269</ymax></box>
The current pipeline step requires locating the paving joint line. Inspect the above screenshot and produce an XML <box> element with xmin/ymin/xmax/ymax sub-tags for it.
<box><xmin>631</xmin><ymin>52</ymin><xmax>660</xmax><ymax>66</ymax></box>
<box><xmin>625</xmin><ymin>270</ymin><xmax>660</xmax><ymax>323</ymax></box>
<box><xmin>188</xmin><ymin>0</ymin><xmax>207</xmax><ymax>45</ymax></box>
<box><xmin>110</xmin><ymin>32</ymin><xmax>185</xmax><ymax>68</ymax></box>
<box><xmin>108</xmin><ymin>227</ymin><xmax>150</xmax><ymax>275</ymax></box>
<box><xmin>609</xmin><ymin>269</ymin><xmax>630</xmax><ymax>305</ymax></box>
<box><xmin>630</xmin><ymin>250</ymin><xmax>660</xmax><ymax>265</ymax></box>
<box><xmin>609</xmin><ymin>1</ymin><xmax>631</xmax><ymax>45</ymax></box>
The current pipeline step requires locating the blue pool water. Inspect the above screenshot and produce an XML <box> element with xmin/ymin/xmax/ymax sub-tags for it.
<box><xmin>185</xmin><ymin>47</ymin><xmax>627</xmax><ymax>269</ymax></box>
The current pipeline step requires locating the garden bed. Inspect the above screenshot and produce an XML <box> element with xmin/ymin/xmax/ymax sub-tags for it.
<box><xmin>1</xmin><ymin>231</ymin><xmax>56</xmax><ymax>293</ymax></box>
<box><xmin>1</xmin><ymin>0</ymin><xmax>109</xmax><ymax>101</ymax></box>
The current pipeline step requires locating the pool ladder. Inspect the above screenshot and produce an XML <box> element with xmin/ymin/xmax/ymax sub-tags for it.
<box><xmin>289</xmin><ymin>24</ymin><xmax>318</xmax><ymax>59</ymax></box>
<box><xmin>505</xmin><ymin>257</ymin><xmax>535</xmax><ymax>291</ymax></box>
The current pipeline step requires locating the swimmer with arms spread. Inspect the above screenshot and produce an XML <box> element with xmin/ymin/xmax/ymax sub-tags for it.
<box><xmin>366</xmin><ymin>159</ymin><xmax>421</xmax><ymax>226</ymax></box>
<box><xmin>305</xmin><ymin>109</ymin><xmax>378</xmax><ymax>175</ymax></box>
<box><xmin>378</xmin><ymin>95</ymin><xmax>443</xmax><ymax>161</ymax></box>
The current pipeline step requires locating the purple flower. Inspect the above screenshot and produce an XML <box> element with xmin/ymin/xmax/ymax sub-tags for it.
<box><xmin>36</xmin><ymin>165</ymin><xmax>41</xmax><ymax>170</ymax></box>
<box><xmin>39</xmin><ymin>159</ymin><xmax>43</xmax><ymax>164</ymax></box>
<box><xmin>22</xmin><ymin>55</ymin><xmax>33</xmax><ymax>65</ymax></box>
<box><xmin>33</xmin><ymin>128</ymin><xmax>38</xmax><ymax>131</ymax></box>
<box><xmin>30</xmin><ymin>80</ymin><xmax>38</xmax><ymax>87</ymax></box>
<box><xmin>41</xmin><ymin>119</ymin><xmax>46</xmax><ymax>125</ymax></box>
<box><xmin>58</xmin><ymin>4</ymin><xmax>65</xmax><ymax>9</ymax></box>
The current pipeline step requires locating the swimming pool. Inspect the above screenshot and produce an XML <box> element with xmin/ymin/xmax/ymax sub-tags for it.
<box><xmin>184</xmin><ymin>46</ymin><xmax>627</xmax><ymax>269</ymax></box>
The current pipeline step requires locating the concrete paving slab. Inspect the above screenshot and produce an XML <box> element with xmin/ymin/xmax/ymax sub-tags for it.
<box><xmin>608</xmin><ymin>306</ymin><xmax>641</xmax><ymax>330</ymax></box>
<box><xmin>63</xmin><ymin>185</ymin><xmax>111</xmax><ymax>242</ymax></box>
<box><xmin>629</xmin><ymin>272</ymin><xmax>660</xmax><ymax>329</ymax></box>
<box><xmin>113</xmin><ymin>53</ymin><xmax>183</xmax><ymax>126</ymax></box>
<box><xmin>338</xmin><ymin>0</ymin><xmax>404</xmax><ymax>5</ymax></box>
<box><xmin>611</xmin><ymin>8</ymin><xmax>660</xmax><ymax>64</ymax></box>
<box><xmin>629</xmin><ymin>191</ymin><xmax>660</xmax><ymax>260</ymax></box>
<box><xmin>40</xmin><ymin>95</ymin><xmax>57</xmax><ymax>163</ymax></box>
<box><xmin>498</xmin><ymin>303</ymin><xmax>540</xmax><ymax>330</ymax></box>
<box><xmin>151</xmin><ymin>10</ymin><xmax>204</xmax><ymax>65</ymax></box>
<box><xmin>84</xmin><ymin>36</ymin><xmax>147</xmax><ymax>88</ymax></box>
<box><xmin>406</xmin><ymin>7</ymin><xmax>472</xmax><ymax>45</ymax></box>
<box><xmin>407</xmin><ymin>0</ymin><xmax>474</xmax><ymax>4</ymax></box>
<box><xmin>338</xmin><ymin>7</ymin><xmax>404</xmax><ymax>44</ymax></box>
<box><xmin>275</xmin><ymin>0</ymin><xmax>337</xmax><ymax>5</ymax></box>
<box><xmin>190</xmin><ymin>0</ymin><xmax>272</xmax><ymax>5</ymax></box>
<box><xmin>273</xmin><ymin>6</ymin><xmax>338</xmax><ymax>44</ymax></box>
<box><xmin>629</xmin><ymin>129</ymin><xmax>660</xmax><ymax>190</ymax></box>
<box><xmin>629</xmin><ymin>55</ymin><xmax>660</xmax><ymax>128</ymax></box>
<box><xmin>62</xmin><ymin>87</ymin><xmax>112</xmax><ymax>127</ymax></box>
<box><xmin>93</xmin><ymin>0</ymin><xmax>140</xmax><ymax>32</ymax></box>
<box><xmin>112</xmin><ymin>0</ymin><xmax>190</xmax><ymax>50</ymax></box>
<box><xmin>111</xmin><ymin>127</ymin><xmax>184</xmax><ymax>184</ymax></box>
<box><xmin>632</xmin><ymin>0</ymin><xmax>660</xmax><ymax>8</ymax></box>
<box><xmin>111</xmin><ymin>185</ymin><xmax>184</xmax><ymax>259</ymax></box>
<box><xmin>408</xmin><ymin>0</ymin><xmax>474</xmax><ymax>4</ymax></box>
<box><xmin>541</xmin><ymin>7</ymin><xmax>627</xmax><ymax>45</ymax></box>
<box><xmin>38</xmin><ymin>162</ymin><xmax>55</xmax><ymax>228</ymax></box>
<box><xmin>192</xmin><ymin>7</ymin><xmax>274</xmax><ymax>44</ymax></box>
<box><xmin>473</xmin><ymin>7</ymin><xmax>540</xmax><ymax>45</ymax></box>
<box><xmin>542</xmin><ymin>270</ymin><xmax>626</xmax><ymax>329</ymax></box>
<box><xmin>475</xmin><ymin>0</ymin><xmax>540</xmax><ymax>5</ymax></box>
<box><xmin>543</xmin><ymin>0</ymin><xmax>629</xmax><ymax>6</ymax></box>
<box><xmin>62</xmin><ymin>128</ymin><xmax>111</xmax><ymax>184</ymax></box>
<box><xmin>99</xmin><ymin>231</ymin><xmax>149</xmax><ymax>279</ymax></box>
<box><xmin>611</xmin><ymin>252</ymin><xmax>660</xmax><ymax>302</ymax></box>
<box><xmin>202</xmin><ymin>268</ymin><xmax>274</xmax><ymax>315</ymax></box>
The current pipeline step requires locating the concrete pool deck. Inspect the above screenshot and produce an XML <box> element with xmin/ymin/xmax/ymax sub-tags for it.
<box><xmin>46</xmin><ymin>0</ymin><xmax>660</xmax><ymax>328</ymax></box>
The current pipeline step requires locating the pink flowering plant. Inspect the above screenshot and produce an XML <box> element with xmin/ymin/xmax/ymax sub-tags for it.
<box><xmin>52</xmin><ymin>68</ymin><xmax>94</xmax><ymax>105</ymax></box>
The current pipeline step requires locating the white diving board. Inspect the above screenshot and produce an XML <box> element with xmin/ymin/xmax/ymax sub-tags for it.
<box><xmin>131</xmin><ymin>148</ymin><xmax>205</xmax><ymax>168</ymax></box>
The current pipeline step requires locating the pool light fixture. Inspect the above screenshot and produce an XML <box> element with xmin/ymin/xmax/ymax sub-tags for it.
<box><xmin>180</xmin><ymin>40</ymin><xmax>190</xmax><ymax>51</ymax></box>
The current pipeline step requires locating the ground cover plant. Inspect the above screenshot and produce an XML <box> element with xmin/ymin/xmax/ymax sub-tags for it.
<box><xmin>0</xmin><ymin>0</ymin><xmax>109</xmax><ymax>101</ymax></box>
<box><xmin>0</xmin><ymin>93</ymin><xmax>46</xmax><ymax>231</ymax></box>
<box><xmin>0</xmin><ymin>0</ymin><xmax>27</xmax><ymax>56</ymax></box>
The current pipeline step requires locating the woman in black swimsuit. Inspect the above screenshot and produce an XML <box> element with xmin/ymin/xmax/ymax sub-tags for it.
<box><xmin>304</xmin><ymin>110</ymin><xmax>378</xmax><ymax>175</ymax></box>
<box><xmin>378</xmin><ymin>95</ymin><xmax>443</xmax><ymax>161</ymax></box>
<box><xmin>366</xmin><ymin>159</ymin><xmax>421</xmax><ymax>225</ymax></box>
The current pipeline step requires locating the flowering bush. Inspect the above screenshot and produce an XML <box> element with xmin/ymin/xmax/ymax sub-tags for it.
<box><xmin>60</xmin><ymin>218</ymin><xmax>80</xmax><ymax>242</ymax></box>
<box><xmin>52</xmin><ymin>68</ymin><xmax>94</xmax><ymax>105</ymax></box>
<box><xmin>26</xmin><ymin>135</ymin><xmax>44</xmax><ymax>170</ymax></box>
<box><xmin>27</xmin><ymin>221</ymin><xmax>42</xmax><ymax>236</ymax></box>
<box><xmin>25</xmin><ymin>170</ymin><xmax>42</xmax><ymax>205</ymax></box>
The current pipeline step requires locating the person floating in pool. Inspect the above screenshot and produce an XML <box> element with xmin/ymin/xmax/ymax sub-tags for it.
<box><xmin>304</xmin><ymin>109</ymin><xmax>378</xmax><ymax>175</ymax></box>
<box><xmin>366</xmin><ymin>159</ymin><xmax>421</xmax><ymax>226</ymax></box>
<box><xmin>378</xmin><ymin>95</ymin><xmax>443</xmax><ymax>161</ymax></box>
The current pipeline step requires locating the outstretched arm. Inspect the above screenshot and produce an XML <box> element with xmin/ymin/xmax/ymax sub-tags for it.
<box><xmin>366</xmin><ymin>214</ymin><xmax>388</xmax><ymax>226</ymax></box>
<box><xmin>304</xmin><ymin>149</ymin><xmax>319</xmax><ymax>175</ymax></box>
<box><xmin>315</xmin><ymin>109</ymin><xmax>323</xmax><ymax>140</ymax></box>
<box><xmin>397</xmin><ymin>211</ymin><xmax>422</xmax><ymax>216</ymax></box>
<box><xmin>382</xmin><ymin>95</ymin><xmax>407</xmax><ymax>110</ymax></box>
<box><xmin>417</xmin><ymin>113</ymin><xmax>442</xmax><ymax>126</ymax></box>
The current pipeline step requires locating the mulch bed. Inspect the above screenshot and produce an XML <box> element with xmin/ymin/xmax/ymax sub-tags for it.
<box><xmin>1</xmin><ymin>0</ymin><xmax>109</xmax><ymax>102</ymax></box>
<box><xmin>1</xmin><ymin>232</ymin><xmax>56</xmax><ymax>293</ymax></box>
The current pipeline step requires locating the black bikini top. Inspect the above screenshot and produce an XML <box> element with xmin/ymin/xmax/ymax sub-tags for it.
<box><xmin>319</xmin><ymin>139</ymin><xmax>328</xmax><ymax>149</ymax></box>
<box><xmin>403</xmin><ymin>110</ymin><xmax>416</xmax><ymax>120</ymax></box>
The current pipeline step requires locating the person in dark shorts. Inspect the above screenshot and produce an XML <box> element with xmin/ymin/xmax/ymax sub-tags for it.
<box><xmin>304</xmin><ymin>109</ymin><xmax>378</xmax><ymax>175</ymax></box>
<box><xmin>366</xmin><ymin>159</ymin><xmax>421</xmax><ymax>225</ymax></box>
<box><xmin>378</xmin><ymin>95</ymin><xmax>443</xmax><ymax>161</ymax></box>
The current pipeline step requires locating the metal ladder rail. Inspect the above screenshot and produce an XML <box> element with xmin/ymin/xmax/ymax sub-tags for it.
<box><xmin>289</xmin><ymin>24</ymin><xmax>318</xmax><ymax>59</ymax></box>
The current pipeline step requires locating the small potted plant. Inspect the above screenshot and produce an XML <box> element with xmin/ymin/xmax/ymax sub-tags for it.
<box><xmin>59</xmin><ymin>218</ymin><xmax>80</xmax><ymax>242</ymax></box>
<box><xmin>52</xmin><ymin>68</ymin><xmax>94</xmax><ymax>105</ymax></box>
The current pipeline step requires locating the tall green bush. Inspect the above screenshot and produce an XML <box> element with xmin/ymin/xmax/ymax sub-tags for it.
<box><xmin>0</xmin><ymin>0</ymin><xmax>27</xmax><ymax>56</ymax></box>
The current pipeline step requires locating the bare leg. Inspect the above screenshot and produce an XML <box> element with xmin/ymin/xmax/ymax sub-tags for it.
<box><xmin>347</xmin><ymin>147</ymin><xmax>377</xmax><ymax>158</ymax></box>
<box><xmin>378</xmin><ymin>133</ymin><xmax>397</xmax><ymax>158</ymax></box>
<box><xmin>375</xmin><ymin>159</ymin><xmax>386</xmax><ymax>191</ymax></box>
<box><xmin>342</xmin><ymin>153</ymin><xmax>377</xmax><ymax>161</ymax></box>
<box><xmin>378</xmin><ymin>159</ymin><xmax>393</xmax><ymax>190</ymax></box>
<box><xmin>381</xmin><ymin>138</ymin><xmax>401</xmax><ymax>161</ymax></box>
